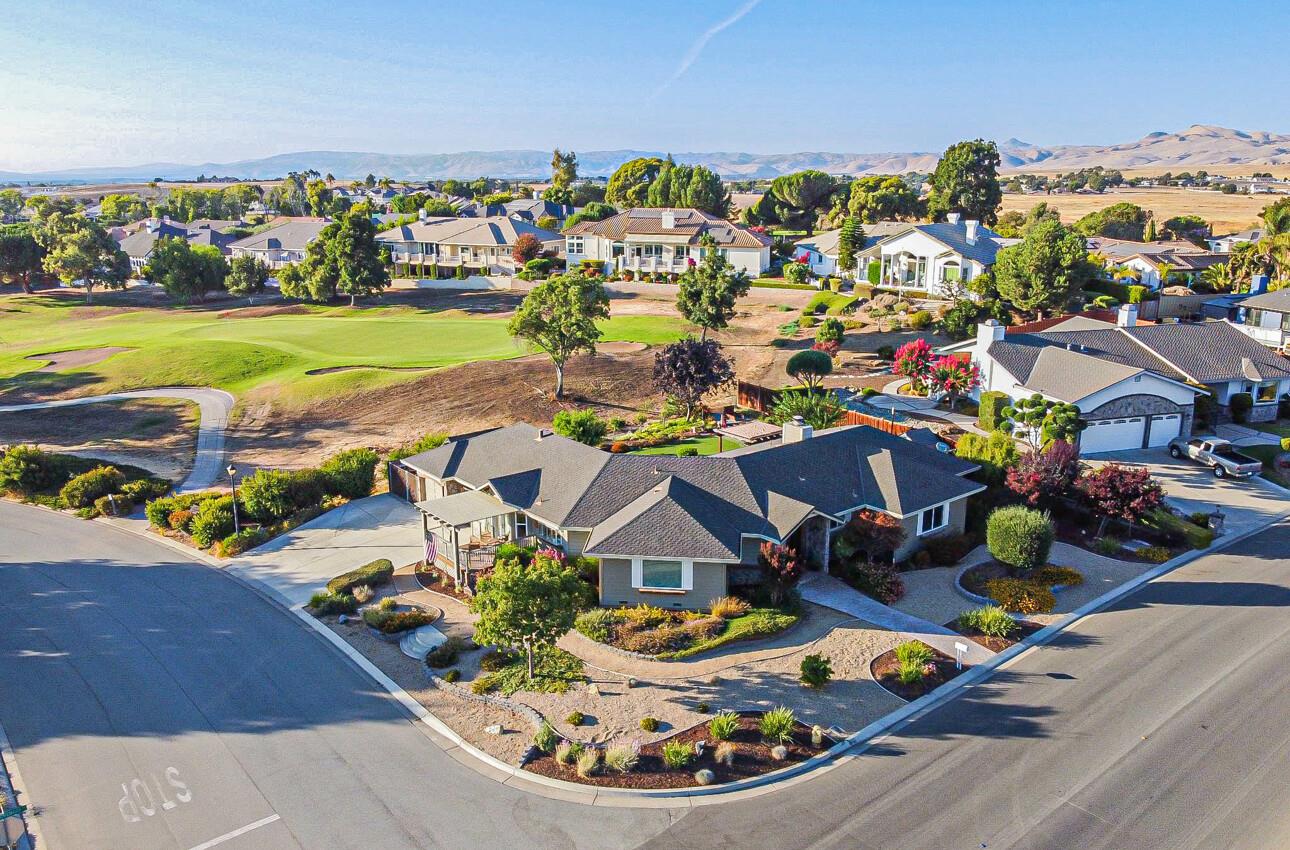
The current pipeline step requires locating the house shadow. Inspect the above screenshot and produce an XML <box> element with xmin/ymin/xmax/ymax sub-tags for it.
<box><xmin>1110</xmin><ymin>580</ymin><xmax>1290</xmax><ymax>610</ymax></box>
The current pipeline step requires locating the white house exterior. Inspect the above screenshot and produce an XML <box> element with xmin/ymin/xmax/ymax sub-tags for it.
<box><xmin>564</xmin><ymin>208</ymin><xmax>771</xmax><ymax>277</ymax></box>
<box><xmin>1116</xmin><ymin>251</ymin><xmax>1227</xmax><ymax>291</ymax></box>
<box><xmin>1207</xmin><ymin>228</ymin><xmax>1264</xmax><ymax>253</ymax></box>
<box><xmin>793</xmin><ymin>222</ymin><xmax>907</xmax><ymax>278</ymax></box>
<box><xmin>858</xmin><ymin>214</ymin><xmax>1013</xmax><ymax>298</ymax></box>
<box><xmin>376</xmin><ymin>215</ymin><xmax>562</xmax><ymax>276</ymax></box>
<box><xmin>227</xmin><ymin>219</ymin><xmax>329</xmax><ymax>268</ymax></box>
<box><xmin>1231</xmin><ymin>280</ymin><xmax>1290</xmax><ymax>352</ymax></box>
<box><xmin>966</xmin><ymin>307</ymin><xmax>1290</xmax><ymax>452</ymax></box>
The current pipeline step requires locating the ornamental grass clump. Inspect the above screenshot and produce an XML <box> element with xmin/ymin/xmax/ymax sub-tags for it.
<box><xmin>895</xmin><ymin>641</ymin><xmax>934</xmax><ymax>684</ymax></box>
<box><xmin>604</xmin><ymin>743</ymin><xmax>639</xmax><ymax>774</ymax></box>
<box><xmin>661</xmin><ymin>740</ymin><xmax>694</xmax><ymax>770</ymax></box>
<box><xmin>956</xmin><ymin>605</ymin><xmax>1017</xmax><ymax>639</ymax></box>
<box><xmin>707</xmin><ymin>711</ymin><xmax>740</xmax><ymax>741</ymax></box>
<box><xmin>758</xmin><ymin>706</ymin><xmax>796</xmax><ymax>745</ymax></box>
<box><xmin>575</xmin><ymin>747</ymin><xmax>601</xmax><ymax>778</ymax></box>
<box><xmin>708</xmin><ymin>596</ymin><xmax>751</xmax><ymax>619</ymax></box>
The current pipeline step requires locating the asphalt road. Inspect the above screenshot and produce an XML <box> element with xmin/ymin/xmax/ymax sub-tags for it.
<box><xmin>5</xmin><ymin>499</ymin><xmax>1290</xmax><ymax>850</ymax></box>
<box><xmin>0</xmin><ymin>502</ymin><xmax>676</xmax><ymax>850</ymax></box>
<box><xmin>643</xmin><ymin>522</ymin><xmax>1290</xmax><ymax>850</ymax></box>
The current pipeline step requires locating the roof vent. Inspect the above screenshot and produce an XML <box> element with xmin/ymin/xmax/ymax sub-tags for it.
<box><xmin>535</xmin><ymin>428</ymin><xmax>552</xmax><ymax>441</ymax></box>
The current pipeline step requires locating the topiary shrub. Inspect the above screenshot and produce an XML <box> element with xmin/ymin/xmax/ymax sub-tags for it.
<box><xmin>977</xmin><ymin>390</ymin><xmax>1009</xmax><ymax>432</ymax></box>
<box><xmin>327</xmin><ymin>558</ymin><xmax>394</xmax><ymax>595</ymax></box>
<box><xmin>983</xmin><ymin>578</ymin><xmax>1055</xmax><ymax>614</ymax></box>
<box><xmin>1229</xmin><ymin>392</ymin><xmax>1253</xmax><ymax>424</ymax></box>
<box><xmin>60</xmin><ymin>465</ymin><xmax>126</xmax><ymax>508</ymax></box>
<box><xmin>986</xmin><ymin>506</ymin><xmax>1054</xmax><ymax>573</ymax></box>
<box><xmin>320</xmin><ymin>448</ymin><xmax>380</xmax><ymax>499</ymax></box>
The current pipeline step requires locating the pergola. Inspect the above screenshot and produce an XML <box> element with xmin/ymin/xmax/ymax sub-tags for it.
<box><xmin>415</xmin><ymin>490</ymin><xmax>514</xmax><ymax>588</ymax></box>
<box><xmin>712</xmin><ymin>420</ymin><xmax>782</xmax><ymax>452</ymax></box>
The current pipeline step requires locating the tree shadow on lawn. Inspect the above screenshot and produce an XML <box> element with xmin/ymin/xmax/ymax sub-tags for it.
<box><xmin>0</xmin><ymin>369</ymin><xmax>106</xmax><ymax>404</ymax></box>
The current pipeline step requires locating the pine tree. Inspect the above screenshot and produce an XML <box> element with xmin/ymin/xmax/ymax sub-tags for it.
<box><xmin>1144</xmin><ymin>217</ymin><xmax>1158</xmax><ymax>242</ymax></box>
<box><xmin>837</xmin><ymin>216</ymin><xmax>864</xmax><ymax>275</ymax></box>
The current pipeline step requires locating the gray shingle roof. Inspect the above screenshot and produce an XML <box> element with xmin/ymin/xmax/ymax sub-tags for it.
<box><xmin>404</xmin><ymin>422</ymin><xmax>983</xmax><ymax>562</ymax></box>
<box><xmin>564</xmin><ymin>208</ymin><xmax>770</xmax><ymax>249</ymax></box>
<box><xmin>990</xmin><ymin>343</ymin><xmax>1146</xmax><ymax>402</ymax></box>
<box><xmin>1238</xmin><ymin>288</ymin><xmax>1290</xmax><ymax>313</ymax></box>
<box><xmin>227</xmin><ymin>220</ymin><xmax>329</xmax><ymax>252</ymax></box>
<box><xmin>377</xmin><ymin>216</ymin><xmax>560</xmax><ymax>248</ymax></box>
<box><xmin>1123</xmin><ymin>321</ymin><xmax>1290</xmax><ymax>383</ymax></box>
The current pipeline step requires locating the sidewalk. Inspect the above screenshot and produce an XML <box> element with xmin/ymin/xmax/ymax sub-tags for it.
<box><xmin>799</xmin><ymin>572</ymin><xmax>995</xmax><ymax>665</ymax></box>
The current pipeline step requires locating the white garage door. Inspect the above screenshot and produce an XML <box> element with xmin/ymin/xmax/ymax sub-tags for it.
<box><xmin>1081</xmin><ymin>416</ymin><xmax>1145</xmax><ymax>454</ymax></box>
<box><xmin>1146</xmin><ymin>413</ymin><xmax>1182</xmax><ymax>447</ymax></box>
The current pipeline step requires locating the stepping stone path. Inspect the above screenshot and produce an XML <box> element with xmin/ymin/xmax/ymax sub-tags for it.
<box><xmin>399</xmin><ymin>624</ymin><xmax>447</xmax><ymax>659</ymax></box>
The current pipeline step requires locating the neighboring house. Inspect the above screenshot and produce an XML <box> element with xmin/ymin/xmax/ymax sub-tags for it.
<box><xmin>1086</xmin><ymin>238</ymin><xmax>1205</xmax><ymax>262</ymax></box>
<box><xmin>1229</xmin><ymin>277</ymin><xmax>1290</xmax><ymax>352</ymax></box>
<box><xmin>792</xmin><ymin>222</ymin><xmax>907</xmax><ymax>278</ymax></box>
<box><xmin>856</xmin><ymin>213</ymin><xmax>1015</xmax><ymax>297</ymax></box>
<box><xmin>227</xmin><ymin>219</ymin><xmax>330</xmax><ymax>269</ymax></box>
<box><xmin>966</xmin><ymin>306</ymin><xmax>1290</xmax><ymax>452</ymax></box>
<box><xmin>1116</xmin><ymin>251</ymin><xmax>1227</xmax><ymax>290</ymax></box>
<box><xmin>459</xmin><ymin>198</ymin><xmax>577</xmax><ymax>227</ymax></box>
<box><xmin>1207</xmin><ymin>228</ymin><xmax>1264</xmax><ymax>253</ymax></box>
<box><xmin>394</xmin><ymin>420</ymin><xmax>982</xmax><ymax>608</ymax></box>
<box><xmin>115</xmin><ymin>217</ymin><xmax>236</xmax><ymax>274</ymax></box>
<box><xmin>376</xmin><ymin>215</ymin><xmax>562</xmax><ymax>276</ymax></box>
<box><xmin>564</xmin><ymin>208</ymin><xmax>772</xmax><ymax>277</ymax></box>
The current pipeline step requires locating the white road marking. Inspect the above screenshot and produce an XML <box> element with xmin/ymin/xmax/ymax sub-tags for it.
<box><xmin>185</xmin><ymin>814</ymin><xmax>281</xmax><ymax>850</ymax></box>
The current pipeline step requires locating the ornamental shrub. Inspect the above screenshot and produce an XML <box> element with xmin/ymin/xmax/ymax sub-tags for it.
<box><xmin>815</xmin><ymin>316</ymin><xmax>845</xmax><ymax>345</ymax></box>
<box><xmin>783</xmin><ymin>262</ymin><xmax>810</xmax><ymax>286</ymax></box>
<box><xmin>287</xmin><ymin>467</ymin><xmax>330</xmax><ymax>509</ymax></box>
<box><xmin>190</xmin><ymin>495</ymin><xmax>235</xmax><ymax>548</ymax></box>
<box><xmin>841</xmin><ymin>559</ymin><xmax>905</xmax><ymax>604</ymax></box>
<box><xmin>239</xmin><ymin>468</ymin><xmax>295</xmax><ymax>522</ymax></box>
<box><xmin>308</xmin><ymin>591</ymin><xmax>358</xmax><ymax>615</ymax></box>
<box><xmin>327</xmin><ymin>558</ymin><xmax>394</xmax><ymax>595</ymax></box>
<box><xmin>0</xmin><ymin>445</ymin><xmax>54</xmax><ymax>495</ymax></box>
<box><xmin>977</xmin><ymin>391</ymin><xmax>1009</xmax><ymax>432</ymax></box>
<box><xmin>983</xmin><ymin>578</ymin><xmax>1055</xmax><ymax>614</ymax></box>
<box><xmin>708</xmin><ymin>711</ymin><xmax>740</xmax><ymax>741</ymax></box>
<box><xmin>533</xmin><ymin>722</ymin><xmax>558</xmax><ymax>753</ymax></box>
<box><xmin>661</xmin><ymin>740</ymin><xmax>694</xmax><ymax>769</ymax></box>
<box><xmin>986</xmin><ymin>506</ymin><xmax>1054</xmax><ymax>572</ymax></box>
<box><xmin>758</xmin><ymin>706</ymin><xmax>796</xmax><ymax>745</ymax></box>
<box><xmin>120</xmin><ymin>477</ymin><xmax>171</xmax><ymax>502</ymax></box>
<box><xmin>1229</xmin><ymin>392</ymin><xmax>1253</xmax><ymax>424</ymax></box>
<box><xmin>60</xmin><ymin>465</ymin><xmax>126</xmax><ymax>508</ymax></box>
<box><xmin>956</xmin><ymin>605</ymin><xmax>1017</xmax><ymax>638</ymax></box>
<box><xmin>94</xmin><ymin>494</ymin><xmax>133</xmax><ymax>517</ymax></box>
<box><xmin>909</xmin><ymin>309</ymin><xmax>933</xmax><ymax>330</ymax></box>
<box><xmin>1030</xmin><ymin>566</ymin><xmax>1085</xmax><ymax>587</ymax></box>
<box><xmin>320</xmin><ymin>447</ymin><xmax>380</xmax><ymax>499</ymax></box>
<box><xmin>799</xmin><ymin>653</ymin><xmax>833</xmax><ymax>688</ymax></box>
<box><xmin>639</xmin><ymin>716</ymin><xmax>660</xmax><ymax>732</ymax></box>
<box><xmin>552</xmin><ymin>409</ymin><xmax>608</xmax><ymax>446</ymax></box>
<box><xmin>362</xmin><ymin>607</ymin><xmax>437</xmax><ymax>634</ymax></box>
<box><xmin>923</xmin><ymin>533</ymin><xmax>976</xmax><ymax>566</ymax></box>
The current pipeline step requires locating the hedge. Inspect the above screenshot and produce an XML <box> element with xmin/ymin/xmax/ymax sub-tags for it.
<box><xmin>327</xmin><ymin>558</ymin><xmax>394</xmax><ymax>596</ymax></box>
<box><xmin>867</xmin><ymin>263</ymin><xmax>880</xmax><ymax>285</ymax></box>
<box><xmin>190</xmin><ymin>496</ymin><xmax>235</xmax><ymax>548</ymax></box>
<box><xmin>751</xmin><ymin>279</ymin><xmax>815</xmax><ymax>291</ymax></box>
<box><xmin>986</xmin><ymin>505</ymin><xmax>1054</xmax><ymax>572</ymax></box>
<box><xmin>239</xmin><ymin>469</ymin><xmax>295</xmax><ymax>522</ymax></box>
<box><xmin>321</xmin><ymin>448</ymin><xmax>380</xmax><ymax>499</ymax></box>
<box><xmin>1087</xmin><ymin>279</ymin><xmax>1150</xmax><ymax>304</ymax></box>
<box><xmin>978</xmin><ymin>391</ymin><xmax>1009</xmax><ymax>432</ymax></box>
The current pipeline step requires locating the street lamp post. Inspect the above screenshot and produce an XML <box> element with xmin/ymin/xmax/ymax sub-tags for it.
<box><xmin>227</xmin><ymin>464</ymin><xmax>240</xmax><ymax>534</ymax></box>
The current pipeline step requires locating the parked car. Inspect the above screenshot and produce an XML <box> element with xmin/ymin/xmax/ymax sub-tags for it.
<box><xmin>1168</xmin><ymin>437</ymin><xmax>1264</xmax><ymax>478</ymax></box>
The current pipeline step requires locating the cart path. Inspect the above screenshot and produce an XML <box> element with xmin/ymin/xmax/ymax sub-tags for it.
<box><xmin>0</xmin><ymin>387</ymin><xmax>234</xmax><ymax>491</ymax></box>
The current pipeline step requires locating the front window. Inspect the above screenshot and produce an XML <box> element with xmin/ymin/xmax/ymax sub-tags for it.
<box><xmin>1257</xmin><ymin>381</ymin><xmax>1279</xmax><ymax>403</ymax></box>
<box><xmin>640</xmin><ymin>559</ymin><xmax>683</xmax><ymax>590</ymax></box>
<box><xmin>919</xmin><ymin>504</ymin><xmax>947</xmax><ymax>535</ymax></box>
<box><xmin>674</xmin><ymin>246</ymin><xmax>689</xmax><ymax>259</ymax></box>
<box><xmin>514</xmin><ymin>513</ymin><xmax>529</xmax><ymax>538</ymax></box>
<box><xmin>566</xmin><ymin>236</ymin><xmax>583</xmax><ymax>254</ymax></box>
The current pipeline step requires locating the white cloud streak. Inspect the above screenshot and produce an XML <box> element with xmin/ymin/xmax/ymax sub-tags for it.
<box><xmin>651</xmin><ymin>0</ymin><xmax>763</xmax><ymax>100</ymax></box>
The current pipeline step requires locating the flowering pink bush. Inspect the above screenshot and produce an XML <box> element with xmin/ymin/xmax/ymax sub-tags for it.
<box><xmin>893</xmin><ymin>339</ymin><xmax>935</xmax><ymax>393</ymax></box>
<box><xmin>926</xmin><ymin>355</ymin><xmax>981</xmax><ymax>409</ymax></box>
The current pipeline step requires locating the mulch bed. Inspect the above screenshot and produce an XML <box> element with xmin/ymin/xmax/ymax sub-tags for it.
<box><xmin>524</xmin><ymin>714</ymin><xmax>832</xmax><ymax>789</ymax></box>
<box><xmin>414</xmin><ymin>562</ymin><xmax>474</xmax><ymax>603</ymax></box>
<box><xmin>870</xmin><ymin>644</ymin><xmax>965</xmax><ymax>701</ymax></box>
<box><xmin>959</xmin><ymin>561</ymin><xmax>1011</xmax><ymax>598</ymax></box>
<box><xmin>946</xmin><ymin>618</ymin><xmax>1045</xmax><ymax>652</ymax></box>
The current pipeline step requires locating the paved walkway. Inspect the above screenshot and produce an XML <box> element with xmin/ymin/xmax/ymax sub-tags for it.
<box><xmin>799</xmin><ymin>572</ymin><xmax>995</xmax><ymax>665</ymax></box>
<box><xmin>1215</xmin><ymin>422</ymin><xmax>1283</xmax><ymax>447</ymax></box>
<box><xmin>0</xmin><ymin>386</ymin><xmax>234</xmax><ymax>491</ymax></box>
<box><xmin>228</xmin><ymin>493</ymin><xmax>423</xmax><ymax>606</ymax></box>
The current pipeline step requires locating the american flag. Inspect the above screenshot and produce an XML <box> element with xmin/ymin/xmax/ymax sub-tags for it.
<box><xmin>424</xmin><ymin>534</ymin><xmax>437</xmax><ymax>565</ymax></box>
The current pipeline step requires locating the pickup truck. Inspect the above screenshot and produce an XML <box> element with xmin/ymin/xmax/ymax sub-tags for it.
<box><xmin>1168</xmin><ymin>437</ymin><xmax>1264</xmax><ymax>478</ymax></box>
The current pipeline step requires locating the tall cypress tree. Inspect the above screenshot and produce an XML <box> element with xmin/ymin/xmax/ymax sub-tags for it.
<box><xmin>837</xmin><ymin>216</ymin><xmax>864</xmax><ymax>275</ymax></box>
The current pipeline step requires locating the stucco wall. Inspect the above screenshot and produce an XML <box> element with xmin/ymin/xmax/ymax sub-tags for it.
<box><xmin>892</xmin><ymin>497</ymin><xmax>969</xmax><ymax>561</ymax></box>
<box><xmin>598</xmin><ymin>557</ymin><xmax>728</xmax><ymax>610</ymax></box>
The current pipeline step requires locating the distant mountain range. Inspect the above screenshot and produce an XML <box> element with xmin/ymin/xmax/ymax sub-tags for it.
<box><xmin>3</xmin><ymin>125</ymin><xmax>1288</xmax><ymax>184</ymax></box>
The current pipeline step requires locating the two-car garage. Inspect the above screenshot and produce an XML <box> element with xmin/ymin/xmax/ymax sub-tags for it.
<box><xmin>1079</xmin><ymin>412</ymin><xmax>1183</xmax><ymax>454</ymax></box>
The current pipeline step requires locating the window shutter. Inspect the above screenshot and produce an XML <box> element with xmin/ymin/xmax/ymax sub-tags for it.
<box><xmin>630</xmin><ymin>558</ymin><xmax>643</xmax><ymax>588</ymax></box>
<box><xmin>681</xmin><ymin>561</ymin><xmax>694</xmax><ymax>591</ymax></box>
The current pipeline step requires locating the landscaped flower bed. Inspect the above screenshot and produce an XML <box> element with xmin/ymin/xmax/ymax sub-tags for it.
<box><xmin>870</xmin><ymin>641</ymin><xmax>963</xmax><ymax>700</ymax></box>
<box><xmin>0</xmin><ymin>445</ymin><xmax>171</xmax><ymax>518</ymax></box>
<box><xmin>573</xmin><ymin>600</ymin><xmax>799</xmax><ymax>660</ymax></box>
<box><xmin>524</xmin><ymin>711</ymin><xmax>833</xmax><ymax>789</ymax></box>
<box><xmin>959</xmin><ymin>562</ymin><xmax>1087</xmax><ymax>614</ymax></box>
<box><xmin>947</xmin><ymin>606</ymin><xmax>1045</xmax><ymax>652</ymax></box>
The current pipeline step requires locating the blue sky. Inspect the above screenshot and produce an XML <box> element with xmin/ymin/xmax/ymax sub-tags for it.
<box><xmin>1</xmin><ymin>0</ymin><xmax>1286</xmax><ymax>171</ymax></box>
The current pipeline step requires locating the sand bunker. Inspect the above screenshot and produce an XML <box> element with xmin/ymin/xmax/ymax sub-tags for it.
<box><xmin>26</xmin><ymin>347</ymin><xmax>132</xmax><ymax>372</ymax></box>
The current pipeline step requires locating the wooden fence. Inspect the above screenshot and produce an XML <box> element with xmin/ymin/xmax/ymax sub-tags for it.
<box><xmin>735</xmin><ymin>381</ymin><xmax>911</xmax><ymax>436</ymax></box>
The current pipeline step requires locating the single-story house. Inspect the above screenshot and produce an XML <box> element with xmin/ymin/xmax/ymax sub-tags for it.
<box><xmin>856</xmin><ymin>214</ymin><xmax>1016</xmax><ymax>298</ymax></box>
<box><xmin>459</xmin><ymin>198</ymin><xmax>577</xmax><ymax>227</ymax></box>
<box><xmin>227</xmin><ymin>219</ymin><xmax>330</xmax><ymax>269</ymax></box>
<box><xmin>1207</xmin><ymin>228</ymin><xmax>1264</xmax><ymax>253</ymax></box>
<box><xmin>394</xmin><ymin>420</ymin><xmax>983</xmax><ymax>609</ymax></box>
<box><xmin>792</xmin><ymin>222</ymin><xmax>907</xmax><ymax>278</ymax></box>
<box><xmin>115</xmin><ymin>217</ymin><xmax>237</xmax><ymax>274</ymax></box>
<box><xmin>376</xmin><ymin>215</ymin><xmax>562</xmax><ymax>276</ymax></box>
<box><xmin>564</xmin><ymin>208</ymin><xmax>772</xmax><ymax>277</ymax></box>
<box><xmin>1115</xmin><ymin>251</ymin><xmax>1227</xmax><ymax>291</ymax></box>
<box><xmin>965</xmin><ymin>306</ymin><xmax>1290</xmax><ymax>452</ymax></box>
<box><xmin>1229</xmin><ymin>277</ymin><xmax>1290</xmax><ymax>352</ymax></box>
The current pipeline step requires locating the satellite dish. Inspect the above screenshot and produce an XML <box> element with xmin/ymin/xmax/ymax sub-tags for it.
<box><xmin>935</xmin><ymin>442</ymin><xmax>950</xmax><ymax>453</ymax></box>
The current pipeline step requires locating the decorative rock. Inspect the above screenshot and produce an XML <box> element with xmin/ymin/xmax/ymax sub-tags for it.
<box><xmin>587</xmin><ymin>683</ymin><xmax>601</xmax><ymax>697</ymax></box>
<box><xmin>337</xmin><ymin>614</ymin><xmax>349</xmax><ymax>624</ymax></box>
<box><xmin>484</xmin><ymin>724</ymin><xmax>503</xmax><ymax>736</ymax></box>
<box><xmin>626</xmin><ymin>677</ymin><xmax>638</xmax><ymax>689</ymax></box>
<box><xmin>706</xmin><ymin>674</ymin><xmax>721</xmax><ymax>686</ymax></box>
<box><xmin>694</xmin><ymin>740</ymin><xmax>705</xmax><ymax>758</ymax></box>
<box><xmin>811</xmin><ymin>725</ymin><xmax>824</xmax><ymax>747</ymax></box>
<box><xmin>694</xmin><ymin>769</ymin><xmax>716</xmax><ymax>786</ymax></box>
<box><xmin>770</xmin><ymin>745</ymin><xmax>789</xmax><ymax>761</ymax></box>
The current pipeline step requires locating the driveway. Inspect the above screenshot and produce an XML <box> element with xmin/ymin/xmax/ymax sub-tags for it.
<box><xmin>1087</xmin><ymin>447</ymin><xmax>1290</xmax><ymax>539</ymax></box>
<box><xmin>0</xmin><ymin>387</ymin><xmax>234</xmax><ymax>492</ymax></box>
<box><xmin>228</xmin><ymin>493</ymin><xmax>423</xmax><ymax>606</ymax></box>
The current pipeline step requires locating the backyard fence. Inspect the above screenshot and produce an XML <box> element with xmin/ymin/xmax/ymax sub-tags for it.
<box><xmin>735</xmin><ymin>381</ymin><xmax>912</xmax><ymax>436</ymax></box>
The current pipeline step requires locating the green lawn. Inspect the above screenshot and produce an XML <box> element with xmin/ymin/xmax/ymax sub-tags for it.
<box><xmin>0</xmin><ymin>295</ymin><xmax>685</xmax><ymax>406</ymax></box>
<box><xmin>1253</xmin><ymin>421</ymin><xmax>1290</xmax><ymax>439</ymax></box>
<box><xmin>628</xmin><ymin>434</ymin><xmax>742</xmax><ymax>456</ymax></box>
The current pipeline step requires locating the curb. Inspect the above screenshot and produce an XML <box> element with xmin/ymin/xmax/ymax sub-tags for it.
<box><xmin>0</xmin><ymin>717</ymin><xmax>40</xmax><ymax>850</ymax></box>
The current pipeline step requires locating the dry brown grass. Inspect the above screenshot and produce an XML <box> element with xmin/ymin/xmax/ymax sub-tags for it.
<box><xmin>1001</xmin><ymin>186</ymin><xmax>1273</xmax><ymax>233</ymax></box>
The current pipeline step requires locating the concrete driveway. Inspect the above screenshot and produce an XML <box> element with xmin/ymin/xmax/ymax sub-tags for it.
<box><xmin>1088</xmin><ymin>447</ymin><xmax>1290</xmax><ymax>539</ymax></box>
<box><xmin>228</xmin><ymin>493</ymin><xmax>422</xmax><ymax>606</ymax></box>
